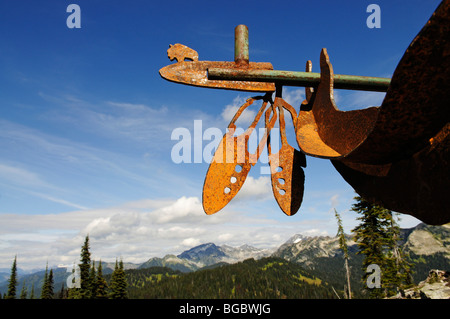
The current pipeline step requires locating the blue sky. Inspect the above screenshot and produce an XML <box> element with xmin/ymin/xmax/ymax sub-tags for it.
<box><xmin>0</xmin><ymin>0</ymin><xmax>441</xmax><ymax>269</ymax></box>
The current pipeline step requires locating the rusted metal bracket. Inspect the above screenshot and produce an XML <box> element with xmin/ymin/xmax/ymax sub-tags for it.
<box><xmin>159</xmin><ymin>25</ymin><xmax>275</xmax><ymax>92</ymax></box>
<box><xmin>160</xmin><ymin>0</ymin><xmax>450</xmax><ymax>225</ymax></box>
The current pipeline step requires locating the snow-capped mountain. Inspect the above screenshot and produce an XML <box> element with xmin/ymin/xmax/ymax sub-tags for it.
<box><xmin>175</xmin><ymin>242</ymin><xmax>273</xmax><ymax>269</ymax></box>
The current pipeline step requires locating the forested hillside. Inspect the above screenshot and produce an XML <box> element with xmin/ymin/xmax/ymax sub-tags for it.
<box><xmin>125</xmin><ymin>257</ymin><xmax>339</xmax><ymax>299</ymax></box>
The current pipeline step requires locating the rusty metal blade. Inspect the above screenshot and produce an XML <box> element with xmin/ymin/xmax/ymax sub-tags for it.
<box><xmin>341</xmin><ymin>0</ymin><xmax>450</xmax><ymax>165</ymax></box>
<box><xmin>296</xmin><ymin>50</ymin><xmax>379</xmax><ymax>159</ymax></box>
<box><xmin>268</xmin><ymin>98</ymin><xmax>306</xmax><ymax>216</ymax></box>
<box><xmin>160</xmin><ymin>61</ymin><xmax>275</xmax><ymax>92</ymax></box>
<box><xmin>202</xmin><ymin>96</ymin><xmax>275</xmax><ymax>215</ymax></box>
<box><xmin>332</xmin><ymin>123</ymin><xmax>450</xmax><ymax>225</ymax></box>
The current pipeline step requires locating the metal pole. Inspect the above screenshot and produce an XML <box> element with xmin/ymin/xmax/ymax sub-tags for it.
<box><xmin>235</xmin><ymin>25</ymin><xmax>249</xmax><ymax>66</ymax></box>
<box><xmin>207</xmin><ymin>67</ymin><xmax>391</xmax><ymax>92</ymax></box>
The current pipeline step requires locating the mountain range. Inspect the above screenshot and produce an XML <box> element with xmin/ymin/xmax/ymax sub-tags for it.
<box><xmin>1</xmin><ymin>222</ymin><xmax>449</xmax><ymax>297</ymax></box>
<box><xmin>138</xmin><ymin>243</ymin><xmax>273</xmax><ymax>272</ymax></box>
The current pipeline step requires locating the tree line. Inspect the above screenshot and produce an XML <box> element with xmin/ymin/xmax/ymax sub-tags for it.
<box><xmin>2</xmin><ymin>195</ymin><xmax>417</xmax><ymax>299</ymax></box>
<box><xmin>335</xmin><ymin>195</ymin><xmax>414</xmax><ymax>299</ymax></box>
<box><xmin>2</xmin><ymin>236</ymin><xmax>127</xmax><ymax>299</ymax></box>
<box><xmin>126</xmin><ymin>257</ymin><xmax>337</xmax><ymax>299</ymax></box>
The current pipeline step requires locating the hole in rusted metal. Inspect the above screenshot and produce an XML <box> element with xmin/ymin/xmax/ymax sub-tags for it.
<box><xmin>235</xmin><ymin>164</ymin><xmax>242</xmax><ymax>172</ymax></box>
<box><xmin>278</xmin><ymin>178</ymin><xmax>285</xmax><ymax>185</ymax></box>
<box><xmin>224</xmin><ymin>187</ymin><xmax>231</xmax><ymax>194</ymax></box>
<box><xmin>230</xmin><ymin>176</ymin><xmax>237</xmax><ymax>183</ymax></box>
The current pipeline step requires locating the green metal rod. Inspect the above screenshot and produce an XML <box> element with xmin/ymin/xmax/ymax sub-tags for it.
<box><xmin>235</xmin><ymin>25</ymin><xmax>249</xmax><ymax>66</ymax></box>
<box><xmin>208</xmin><ymin>67</ymin><xmax>391</xmax><ymax>92</ymax></box>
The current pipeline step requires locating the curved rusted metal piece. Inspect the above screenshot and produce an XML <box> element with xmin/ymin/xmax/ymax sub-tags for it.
<box><xmin>293</xmin><ymin>0</ymin><xmax>450</xmax><ymax>224</ymax></box>
<box><xmin>330</xmin><ymin>0</ymin><xmax>450</xmax><ymax>224</ymax></box>
<box><xmin>332</xmin><ymin>123</ymin><xmax>450</xmax><ymax>225</ymax></box>
<box><xmin>202</xmin><ymin>94</ymin><xmax>277</xmax><ymax>215</ymax></box>
<box><xmin>268</xmin><ymin>97</ymin><xmax>306</xmax><ymax>216</ymax></box>
<box><xmin>296</xmin><ymin>49</ymin><xmax>379</xmax><ymax>160</ymax></box>
<box><xmin>296</xmin><ymin>0</ymin><xmax>449</xmax><ymax>166</ymax></box>
<box><xmin>342</xmin><ymin>0</ymin><xmax>450</xmax><ymax>165</ymax></box>
<box><xmin>160</xmin><ymin>60</ymin><xmax>276</xmax><ymax>92</ymax></box>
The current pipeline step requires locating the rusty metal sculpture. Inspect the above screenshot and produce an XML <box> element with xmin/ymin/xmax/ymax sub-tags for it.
<box><xmin>160</xmin><ymin>0</ymin><xmax>450</xmax><ymax>225</ymax></box>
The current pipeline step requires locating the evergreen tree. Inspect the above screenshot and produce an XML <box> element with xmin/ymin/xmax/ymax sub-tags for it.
<box><xmin>41</xmin><ymin>263</ymin><xmax>54</xmax><ymax>299</ymax></box>
<box><xmin>30</xmin><ymin>283</ymin><xmax>35</xmax><ymax>299</ymax></box>
<box><xmin>6</xmin><ymin>256</ymin><xmax>18</xmax><ymax>299</ymax></box>
<box><xmin>48</xmin><ymin>269</ymin><xmax>54</xmax><ymax>298</ymax></box>
<box><xmin>96</xmin><ymin>260</ymin><xmax>108</xmax><ymax>299</ymax></box>
<box><xmin>89</xmin><ymin>261</ymin><xmax>98</xmax><ymax>299</ymax></box>
<box><xmin>59</xmin><ymin>283</ymin><xmax>67</xmax><ymax>299</ymax></box>
<box><xmin>20</xmin><ymin>280</ymin><xmax>27</xmax><ymax>299</ymax></box>
<box><xmin>351</xmin><ymin>195</ymin><xmax>413</xmax><ymax>298</ymax></box>
<box><xmin>383</xmin><ymin>213</ymin><xmax>414</xmax><ymax>295</ymax></box>
<box><xmin>79</xmin><ymin>235</ymin><xmax>92</xmax><ymax>299</ymax></box>
<box><xmin>67</xmin><ymin>265</ymin><xmax>82</xmax><ymax>299</ymax></box>
<box><xmin>109</xmin><ymin>259</ymin><xmax>128</xmax><ymax>299</ymax></box>
<box><xmin>335</xmin><ymin>209</ymin><xmax>352</xmax><ymax>299</ymax></box>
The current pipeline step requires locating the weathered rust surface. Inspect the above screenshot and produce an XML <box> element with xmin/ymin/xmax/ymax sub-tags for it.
<box><xmin>162</xmin><ymin>1</ymin><xmax>450</xmax><ymax>224</ymax></box>
<box><xmin>341</xmin><ymin>0</ymin><xmax>450</xmax><ymax>165</ymax></box>
<box><xmin>268</xmin><ymin>98</ymin><xmax>306</xmax><ymax>216</ymax></box>
<box><xmin>207</xmin><ymin>67</ymin><xmax>391</xmax><ymax>92</ymax></box>
<box><xmin>160</xmin><ymin>60</ymin><xmax>276</xmax><ymax>92</ymax></box>
<box><xmin>159</xmin><ymin>42</ymin><xmax>275</xmax><ymax>92</ymax></box>
<box><xmin>202</xmin><ymin>95</ymin><xmax>277</xmax><ymax>215</ymax></box>
<box><xmin>296</xmin><ymin>49</ymin><xmax>379</xmax><ymax>159</ymax></box>
<box><xmin>328</xmin><ymin>0</ymin><xmax>450</xmax><ymax>224</ymax></box>
<box><xmin>332</xmin><ymin>123</ymin><xmax>450</xmax><ymax>225</ymax></box>
<box><xmin>235</xmin><ymin>25</ymin><xmax>249</xmax><ymax>67</ymax></box>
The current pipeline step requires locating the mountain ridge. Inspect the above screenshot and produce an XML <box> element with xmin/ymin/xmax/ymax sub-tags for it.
<box><xmin>1</xmin><ymin>222</ymin><xmax>448</xmax><ymax>296</ymax></box>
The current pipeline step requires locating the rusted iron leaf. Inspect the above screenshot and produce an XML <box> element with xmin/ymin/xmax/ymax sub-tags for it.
<box><xmin>202</xmin><ymin>95</ymin><xmax>277</xmax><ymax>215</ymax></box>
<box><xmin>268</xmin><ymin>98</ymin><xmax>306</xmax><ymax>216</ymax></box>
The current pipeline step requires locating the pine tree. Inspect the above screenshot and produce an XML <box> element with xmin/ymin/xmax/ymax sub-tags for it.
<box><xmin>79</xmin><ymin>235</ymin><xmax>92</xmax><ymax>299</ymax></box>
<box><xmin>351</xmin><ymin>195</ymin><xmax>412</xmax><ymax>298</ymax></box>
<box><xmin>383</xmin><ymin>213</ymin><xmax>414</xmax><ymax>295</ymax></box>
<box><xmin>59</xmin><ymin>283</ymin><xmax>67</xmax><ymax>299</ymax></box>
<box><xmin>109</xmin><ymin>259</ymin><xmax>128</xmax><ymax>299</ymax></box>
<box><xmin>48</xmin><ymin>269</ymin><xmax>54</xmax><ymax>298</ymax></box>
<box><xmin>41</xmin><ymin>263</ymin><xmax>54</xmax><ymax>299</ymax></box>
<box><xmin>335</xmin><ymin>209</ymin><xmax>352</xmax><ymax>299</ymax></box>
<box><xmin>96</xmin><ymin>260</ymin><xmax>108</xmax><ymax>299</ymax></box>
<box><xmin>20</xmin><ymin>280</ymin><xmax>27</xmax><ymax>299</ymax></box>
<box><xmin>89</xmin><ymin>261</ymin><xmax>98</xmax><ymax>299</ymax></box>
<box><xmin>30</xmin><ymin>283</ymin><xmax>35</xmax><ymax>299</ymax></box>
<box><xmin>67</xmin><ymin>264</ymin><xmax>82</xmax><ymax>299</ymax></box>
<box><xmin>6</xmin><ymin>256</ymin><xmax>18</xmax><ymax>299</ymax></box>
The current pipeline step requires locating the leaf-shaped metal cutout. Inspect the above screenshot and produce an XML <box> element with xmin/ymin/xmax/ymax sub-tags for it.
<box><xmin>268</xmin><ymin>98</ymin><xmax>306</xmax><ymax>216</ymax></box>
<box><xmin>202</xmin><ymin>95</ymin><xmax>276</xmax><ymax>215</ymax></box>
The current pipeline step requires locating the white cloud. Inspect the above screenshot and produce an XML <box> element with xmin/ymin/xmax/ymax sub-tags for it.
<box><xmin>303</xmin><ymin>228</ymin><xmax>329</xmax><ymax>237</ymax></box>
<box><xmin>233</xmin><ymin>176</ymin><xmax>272</xmax><ymax>201</ymax></box>
<box><xmin>0</xmin><ymin>163</ymin><xmax>49</xmax><ymax>189</ymax></box>
<box><xmin>0</xmin><ymin>194</ymin><xmax>334</xmax><ymax>270</ymax></box>
<box><xmin>282</xmin><ymin>88</ymin><xmax>305</xmax><ymax>108</ymax></box>
<box><xmin>221</xmin><ymin>95</ymin><xmax>257</xmax><ymax>127</ymax></box>
<box><xmin>330</xmin><ymin>194</ymin><xmax>339</xmax><ymax>208</ymax></box>
<box><xmin>181</xmin><ymin>238</ymin><xmax>202</xmax><ymax>247</ymax></box>
<box><xmin>339</xmin><ymin>91</ymin><xmax>386</xmax><ymax>110</ymax></box>
<box><xmin>153</xmin><ymin>196</ymin><xmax>204</xmax><ymax>224</ymax></box>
